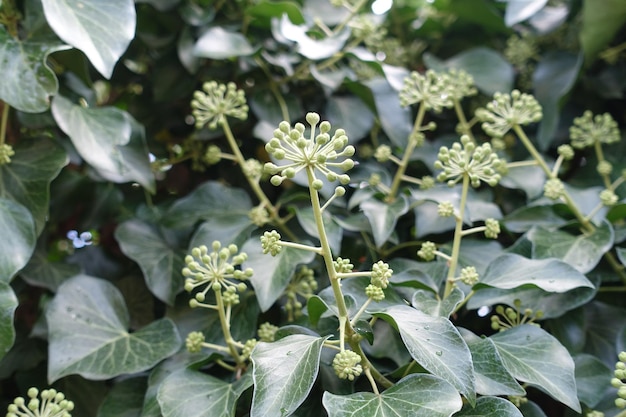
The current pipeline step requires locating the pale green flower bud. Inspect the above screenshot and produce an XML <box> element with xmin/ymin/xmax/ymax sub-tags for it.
<box><xmin>476</xmin><ymin>90</ymin><xmax>542</xmax><ymax>137</ymax></box>
<box><xmin>374</xmin><ymin>145</ymin><xmax>392</xmax><ymax>162</ymax></box>
<box><xmin>186</xmin><ymin>331</ymin><xmax>205</xmax><ymax>353</ymax></box>
<box><xmin>258</xmin><ymin>322</ymin><xmax>279</xmax><ymax>342</ymax></box>
<box><xmin>557</xmin><ymin>144</ymin><xmax>574</xmax><ymax>160</ymax></box>
<box><xmin>332</xmin><ymin>350</ymin><xmax>363</xmax><ymax>381</ymax></box>
<box><xmin>400</xmin><ymin>70</ymin><xmax>453</xmax><ymax>112</ymax></box>
<box><xmin>261</xmin><ymin>230</ymin><xmax>282</xmax><ymax>256</ymax></box>
<box><xmin>460</xmin><ymin>266</ymin><xmax>479</xmax><ymax>286</ymax></box>
<box><xmin>437</xmin><ymin>201</ymin><xmax>455</xmax><ymax>217</ymax></box>
<box><xmin>191</xmin><ymin>81</ymin><xmax>249</xmax><ymax>130</ymax></box>
<box><xmin>365</xmin><ymin>284</ymin><xmax>385</xmax><ymax>301</ymax></box>
<box><xmin>485</xmin><ymin>218</ymin><xmax>500</xmax><ymax>239</ymax></box>
<box><xmin>334</xmin><ymin>257</ymin><xmax>354</xmax><ymax>273</ymax></box>
<box><xmin>203</xmin><ymin>145</ymin><xmax>221</xmax><ymax>165</ymax></box>
<box><xmin>418</xmin><ymin>241</ymin><xmax>437</xmax><ymax>261</ymax></box>
<box><xmin>543</xmin><ymin>178</ymin><xmax>564</xmax><ymax>200</ymax></box>
<box><xmin>570</xmin><ymin>111</ymin><xmax>620</xmax><ymax>149</ymax></box>
<box><xmin>600</xmin><ymin>189</ymin><xmax>618</xmax><ymax>206</ymax></box>
<box><xmin>597</xmin><ymin>160</ymin><xmax>613</xmax><ymax>176</ymax></box>
<box><xmin>371</xmin><ymin>261</ymin><xmax>392</xmax><ymax>289</ymax></box>
<box><xmin>0</xmin><ymin>143</ymin><xmax>15</xmax><ymax>165</ymax></box>
<box><xmin>249</xmin><ymin>205</ymin><xmax>271</xmax><ymax>227</ymax></box>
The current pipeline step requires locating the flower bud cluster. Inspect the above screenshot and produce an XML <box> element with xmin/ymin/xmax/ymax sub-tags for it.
<box><xmin>370</xmin><ymin>261</ymin><xmax>392</xmax><ymax>289</ymax></box>
<box><xmin>258</xmin><ymin>322</ymin><xmax>279</xmax><ymax>342</ymax></box>
<box><xmin>504</xmin><ymin>34</ymin><xmax>539</xmax><ymax>68</ymax></box>
<box><xmin>6</xmin><ymin>387</ymin><xmax>74</xmax><ymax>417</ymax></box>
<box><xmin>241</xmin><ymin>339</ymin><xmax>258</xmax><ymax>360</ymax></box>
<box><xmin>434</xmin><ymin>135</ymin><xmax>503</xmax><ymax>187</ymax></box>
<box><xmin>261</xmin><ymin>230</ymin><xmax>282</xmax><ymax>256</ymax></box>
<box><xmin>418</xmin><ymin>241</ymin><xmax>437</xmax><ymax>261</ymax></box>
<box><xmin>183</xmin><ymin>241</ymin><xmax>252</xmax><ymax>305</ymax></box>
<box><xmin>349</xmin><ymin>15</ymin><xmax>387</xmax><ymax>49</ymax></box>
<box><xmin>459</xmin><ymin>266</ymin><xmax>479</xmax><ymax>286</ymax></box>
<box><xmin>476</xmin><ymin>90</ymin><xmax>542</xmax><ymax>138</ymax></box>
<box><xmin>557</xmin><ymin>144</ymin><xmax>574</xmax><ymax>161</ymax></box>
<box><xmin>284</xmin><ymin>266</ymin><xmax>318</xmax><ymax>321</ymax></box>
<box><xmin>374</xmin><ymin>145</ymin><xmax>392</xmax><ymax>162</ymax></box>
<box><xmin>437</xmin><ymin>201</ymin><xmax>455</xmax><ymax>217</ymax></box>
<box><xmin>445</xmin><ymin>69</ymin><xmax>477</xmax><ymax>101</ymax></box>
<box><xmin>203</xmin><ymin>144</ymin><xmax>222</xmax><ymax>165</ymax></box>
<box><xmin>399</xmin><ymin>70</ymin><xmax>453</xmax><ymax>112</ymax></box>
<box><xmin>0</xmin><ymin>143</ymin><xmax>15</xmax><ymax>165</ymax></box>
<box><xmin>332</xmin><ymin>349</ymin><xmax>363</xmax><ymax>381</ymax></box>
<box><xmin>484</xmin><ymin>218</ymin><xmax>500</xmax><ymax>239</ymax></box>
<box><xmin>191</xmin><ymin>81</ymin><xmax>249</xmax><ymax>129</ymax></box>
<box><xmin>365</xmin><ymin>284</ymin><xmax>385</xmax><ymax>301</ymax></box>
<box><xmin>264</xmin><ymin>113</ymin><xmax>355</xmax><ymax>189</ymax></box>
<box><xmin>186</xmin><ymin>331</ymin><xmax>205</xmax><ymax>353</ymax></box>
<box><xmin>612</xmin><ymin>351</ymin><xmax>626</xmax><ymax>409</ymax></box>
<box><xmin>570</xmin><ymin>111</ymin><xmax>620</xmax><ymax>149</ymax></box>
<box><xmin>334</xmin><ymin>257</ymin><xmax>354</xmax><ymax>273</ymax></box>
<box><xmin>597</xmin><ymin>161</ymin><xmax>613</xmax><ymax>176</ymax></box>
<box><xmin>490</xmin><ymin>300</ymin><xmax>543</xmax><ymax>332</ymax></box>
<box><xmin>249</xmin><ymin>205</ymin><xmax>271</xmax><ymax>227</ymax></box>
<box><xmin>600</xmin><ymin>189</ymin><xmax>618</xmax><ymax>207</ymax></box>
<box><xmin>543</xmin><ymin>178</ymin><xmax>564</xmax><ymax>200</ymax></box>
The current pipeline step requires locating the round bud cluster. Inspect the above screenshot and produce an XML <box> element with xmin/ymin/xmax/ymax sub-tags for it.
<box><xmin>191</xmin><ymin>81</ymin><xmax>249</xmax><ymax>130</ymax></box>
<box><xmin>543</xmin><ymin>178</ymin><xmax>565</xmax><ymax>200</ymax></box>
<box><xmin>222</xmin><ymin>286</ymin><xmax>240</xmax><ymax>305</ymax></box>
<box><xmin>484</xmin><ymin>218</ymin><xmax>500</xmax><ymax>239</ymax></box>
<box><xmin>186</xmin><ymin>331</ymin><xmax>205</xmax><ymax>353</ymax></box>
<box><xmin>612</xmin><ymin>351</ymin><xmax>626</xmax><ymax>409</ymax></box>
<box><xmin>7</xmin><ymin>387</ymin><xmax>74</xmax><ymax>417</ymax></box>
<box><xmin>460</xmin><ymin>266</ymin><xmax>479</xmax><ymax>286</ymax></box>
<box><xmin>476</xmin><ymin>90</ymin><xmax>542</xmax><ymax>138</ymax></box>
<box><xmin>597</xmin><ymin>161</ymin><xmax>613</xmax><ymax>176</ymax></box>
<box><xmin>371</xmin><ymin>261</ymin><xmax>392</xmax><ymax>289</ymax></box>
<box><xmin>242</xmin><ymin>158</ymin><xmax>263</xmax><ymax>179</ymax></box>
<box><xmin>399</xmin><ymin>70</ymin><xmax>454</xmax><ymax>112</ymax></box>
<box><xmin>284</xmin><ymin>266</ymin><xmax>318</xmax><ymax>321</ymax></box>
<box><xmin>203</xmin><ymin>145</ymin><xmax>222</xmax><ymax>165</ymax></box>
<box><xmin>332</xmin><ymin>350</ymin><xmax>363</xmax><ymax>381</ymax></box>
<box><xmin>349</xmin><ymin>15</ymin><xmax>387</xmax><ymax>49</ymax></box>
<box><xmin>434</xmin><ymin>135</ymin><xmax>503</xmax><ymax>187</ymax></box>
<box><xmin>258</xmin><ymin>322</ymin><xmax>279</xmax><ymax>342</ymax></box>
<box><xmin>334</xmin><ymin>257</ymin><xmax>354</xmax><ymax>273</ymax></box>
<box><xmin>570</xmin><ymin>111</ymin><xmax>620</xmax><ymax>149</ymax></box>
<box><xmin>263</xmin><ymin>113</ymin><xmax>355</xmax><ymax>189</ymax></box>
<box><xmin>504</xmin><ymin>34</ymin><xmax>539</xmax><ymax>68</ymax></box>
<box><xmin>365</xmin><ymin>284</ymin><xmax>385</xmax><ymax>301</ymax></box>
<box><xmin>585</xmin><ymin>411</ymin><xmax>604</xmax><ymax>417</ymax></box>
<box><xmin>241</xmin><ymin>338</ymin><xmax>258</xmax><ymax>360</ymax></box>
<box><xmin>490</xmin><ymin>300</ymin><xmax>543</xmax><ymax>332</ymax></box>
<box><xmin>249</xmin><ymin>205</ymin><xmax>271</xmax><ymax>227</ymax></box>
<box><xmin>445</xmin><ymin>69</ymin><xmax>477</xmax><ymax>101</ymax></box>
<box><xmin>261</xmin><ymin>230</ymin><xmax>282</xmax><ymax>256</ymax></box>
<box><xmin>374</xmin><ymin>145</ymin><xmax>392</xmax><ymax>162</ymax></box>
<box><xmin>418</xmin><ymin>241</ymin><xmax>437</xmax><ymax>261</ymax></box>
<box><xmin>600</xmin><ymin>189</ymin><xmax>618</xmax><ymax>207</ymax></box>
<box><xmin>557</xmin><ymin>144</ymin><xmax>575</xmax><ymax>161</ymax></box>
<box><xmin>437</xmin><ymin>201</ymin><xmax>455</xmax><ymax>217</ymax></box>
<box><xmin>0</xmin><ymin>143</ymin><xmax>15</xmax><ymax>165</ymax></box>
<box><xmin>420</xmin><ymin>176</ymin><xmax>435</xmax><ymax>190</ymax></box>
<box><xmin>368</xmin><ymin>173</ymin><xmax>382</xmax><ymax>187</ymax></box>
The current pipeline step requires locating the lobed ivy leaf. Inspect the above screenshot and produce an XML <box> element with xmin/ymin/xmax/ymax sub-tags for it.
<box><xmin>454</xmin><ymin>396</ymin><xmax>523</xmax><ymax>416</ymax></box>
<box><xmin>323</xmin><ymin>374</ymin><xmax>462</xmax><ymax>417</ymax></box>
<box><xmin>158</xmin><ymin>369</ymin><xmax>252</xmax><ymax>417</ymax></box>
<box><xmin>41</xmin><ymin>0</ymin><xmax>136</xmax><ymax>78</ymax></box>
<box><xmin>325</xmin><ymin>95</ymin><xmax>375</xmax><ymax>143</ymax></box>
<box><xmin>360</xmin><ymin>195</ymin><xmax>409</xmax><ymax>248</ymax></box>
<box><xmin>0</xmin><ymin>198</ymin><xmax>36</xmax><ymax>283</ymax></box>
<box><xmin>194</xmin><ymin>26</ymin><xmax>255</xmax><ymax>59</ymax></box>
<box><xmin>498</xmin><ymin>163</ymin><xmax>546</xmax><ymax>200</ymax></box>
<box><xmin>526</xmin><ymin>220</ymin><xmax>614</xmax><ymax>274</ymax></box>
<box><xmin>250</xmin><ymin>334</ymin><xmax>327</xmax><ymax>417</ymax></box>
<box><xmin>51</xmin><ymin>95</ymin><xmax>155</xmax><ymax>192</ymax></box>
<box><xmin>503</xmin><ymin>205</ymin><xmax>567</xmax><ymax>233</ymax></box>
<box><xmin>0</xmin><ymin>281</ymin><xmax>18</xmax><ymax>362</ymax></box>
<box><xmin>97</xmin><ymin>376</ymin><xmax>147</xmax><ymax>417</ymax></box>
<box><xmin>19</xmin><ymin>247</ymin><xmax>81</xmax><ymax>292</ymax></box>
<box><xmin>46</xmin><ymin>275</ymin><xmax>181</xmax><ymax>382</ymax></box>
<box><xmin>388</xmin><ymin>258</ymin><xmax>439</xmax><ymax>293</ymax></box>
<box><xmin>376</xmin><ymin>305</ymin><xmax>476</xmax><ymax>405</ymax></box>
<box><xmin>490</xmin><ymin>325</ymin><xmax>581</xmax><ymax>412</ymax></box>
<box><xmin>115</xmin><ymin>219</ymin><xmax>185</xmax><ymax>305</ymax></box>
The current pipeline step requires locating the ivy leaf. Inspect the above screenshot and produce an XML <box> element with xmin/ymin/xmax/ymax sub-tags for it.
<box><xmin>158</xmin><ymin>369</ymin><xmax>252</xmax><ymax>417</ymax></box>
<box><xmin>51</xmin><ymin>95</ymin><xmax>155</xmax><ymax>192</ymax></box>
<box><xmin>503</xmin><ymin>205</ymin><xmax>567</xmax><ymax>233</ymax></box>
<box><xmin>242</xmin><ymin>237</ymin><xmax>316</xmax><ymax>312</ymax></box>
<box><xmin>499</xmin><ymin>164</ymin><xmax>546</xmax><ymax>200</ymax></box>
<box><xmin>360</xmin><ymin>195</ymin><xmax>409</xmax><ymax>247</ymax></box>
<box><xmin>46</xmin><ymin>275</ymin><xmax>181</xmax><ymax>382</ymax></box>
<box><xmin>296</xmin><ymin>207</ymin><xmax>343</xmax><ymax>254</ymax></box>
<box><xmin>0</xmin><ymin>138</ymin><xmax>68</xmax><ymax>233</ymax></box>
<box><xmin>19</xmin><ymin>247</ymin><xmax>81</xmax><ymax>292</ymax></box>
<box><xmin>503</xmin><ymin>0</ymin><xmax>548</xmax><ymax>26</ymax></box>
<box><xmin>490</xmin><ymin>325</ymin><xmax>581</xmax><ymax>412</ymax></box>
<box><xmin>97</xmin><ymin>376</ymin><xmax>147</xmax><ymax>417</ymax></box>
<box><xmin>0</xmin><ymin>281</ymin><xmax>18</xmax><ymax>361</ymax></box>
<box><xmin>454</xmin><ymin>396</ymin><xmax>523</xmax><ymax>417</ymax></box>
<box><xmin>189</xmin><ymin>215</ymin><xmax>255</xmax><ymax>251</ymax></box>
<box><xmin>250</xmin><ymin>334</ymin><xmax>327</xmax><ymax>417</ymax></box>
<box><xmin>0</xmin><ymin>198</ymin><xmax>36</xmax><ymax>282</ymax></box>
<box><xmin>376</xmin><ymin>305</ymin><xmax>476</xmax><ymax>405</ymax></box>
<box><xmin>41</xmin><ymin>0</ymin><xmax>136</xmax><ymax>78</ymax></box>
<box><xmin>440</xmin><ymin>47</ymin><xmax>514</xmax><ymax>95</ymax></box>
<box><xmin>115</xmin><ymin>219</ymin><xmax>185</xmax><ymax>305</ymax></box>
<box><xmin>194</xmin><ymin>26</ymin><xmax>255</xmax><ymax>59</ymax></box>
<box><xmin>579</xmin><ymin>0</ymin><xmax>626</xmax><ymax>63</ymax></box>
<box><xmin>573</xmin><ymin>353</ymin><xmax>612</xmax><ymax>408</ymax></box>
<box><xmin>526</xmin><ymin>220</ymin><xmax>614</xmax><ymax>273</ymax></box>
<box><xmin>322</xmin><ymin>374</ymin><xmax>462</xmax><ymax>417</ymax></box>
<box><xmin>459</xmin><ymin>329</ymin><xmax>525</xmax><ymax>397</ymax></box>
<box><xmin>411</xmin><ymin>287</ymin><xmax>464</xmax><ymax>318</ymax></box>
<box><xmin>0</xmin><ymin>28</ymin><xmax>68</xmax><ymax>112</ymax></box>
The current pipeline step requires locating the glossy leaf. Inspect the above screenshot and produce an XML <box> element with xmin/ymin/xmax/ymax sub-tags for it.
<box><xmin>242</xmin><ymin>237</ymin><xmax>316</xmax><ymax>312</ymax></box>
<box><xmin>442</xmin><ymin>47</ymin><xmax>515</xmax><ymax>95</ymax></box>
<box><xmin>526</xmin><ymin>220</ymin><xmax>614</xmax><ymax>274</ymax></box>
<box><xmin>326</xmin><ymin>95</ymin><xmax>375</xmax><ymax>144</ymax></box>
<box><xmin>115</xmin><ymin>219</ymin><xmax>185</xmax><ymax>305</ymax></box>
<box><xmin>322</xmin><ymin>374</ymin><xmax>462</xmax><ymax>417</ymax></box>
<box><xmin>51</xmin><ymin>95</ymin><xmax>155</xmax><ymax>191</ymax></box>
<box><xmin>0</xmin><ymin>139</ymin><xmax>68</xmax><ymax>233</ymax></box>
<box><xmin>46</xmin><ymin>275</ymin><xmax>181</xmax><ymax>382</ymax></box>
<box><xmin>0</xmin><ymin>28</ymin><xmax>68</xmax><ymax>112</ymax></box>
<box><xmin>158</xmin><ymin>369</ymin><xmax>252</xmax><ymax>417</ymax></box>
<box><xmin>504</xmin><ymin>0</ymin><xmax>548</xmax><ymax>26</ymax></box>
<box><xmin>579</xmin><ymin>0</ymin><xmax>626</xmax><ymax>63</ymax></box>
<box><xmin>250</xmin><ymin>334</ymin><xmax>327</xmax><ymax>417</ymax></box>
<box><xmin>246</xmin><ymin>1</ymin><xmax>305</xmax><ymax>25</ymax></box>
<box><xmin>360</xmin><ymin>195</ymin><xmax>409</xmax><ymax>248</ymax></box>
<box><xmin>97</xmin><ymin>376</ymin><xmax>147</xmax><ymax>417</ymax></box>
<box><xmin>411</xmin><ymin>287</ymin><xmax>464</xmax><ymax>318</ymax></box>
<box><xmin>389</xmin><ymin>258</ymin><xmax>439</xmax><ymax>293</ymax></box>
<box><xmin>365</xmin><ymin>77</ymin><xmax>412</xmax><ymax>147</ymax></box>
<box><xmin>499</xmin><ymin>164</ymin><xmax>546</xmax><ymax>200</ymax></box>
<box><xmin>0</xmin><ymin>198</ymin><xmax>36</xmax><ymax>282</ymax></box>
<box><xmin>42</xmin><ymin>0</ymin><xmax>136</xmax><ymax>78</ymax></box>
<box><xmin>296</xmin><ymin>207</ymin><xmax>342</xmax><ymax>254</ymax></box>
<box><xmin>455</xmin><ymin>396</ymin><xmax>523</xmax><ymax>416</ymax></box>
<box><xmin>490</xmin><ymin>325</ymin><xmax>581</xmax><ymax>412</ymax></box>
<box><xmin>189</xmin><ymin>215</ymin><xmax>254</xmax><ymax>251</ymax></box>
<box><xmin>0</xmin><ymin>281</ymin><xmax>18</xmax><ymax>361</ymax></box>
<box><xmin>194</xmin><ymin>26</ymin><xmax>255</xmax><ymax>59</ymax></box>
<box><xmin>19</xmin><ymin>248</ymin><xmax>81</xmax><ymax>292</ymax></box>
<box><xmin>503</xmin><ymin>205</ymin><xmax>567</xmax><ymax>233</ymax></box>
<box><xmin>573</xmin><ymin>353</ymin><xmax>612</xmax><ymax>408</ymax></box>
<box><xmin>376</xmin><ymin>305</ymin><xmax>476</xmax><ymax>405</ymax></box>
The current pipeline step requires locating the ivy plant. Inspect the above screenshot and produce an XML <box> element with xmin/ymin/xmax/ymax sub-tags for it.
<box><xmin>1</xmin><ymin>0</ymin><xmax>626</xmax><ymax>416</ymax></box>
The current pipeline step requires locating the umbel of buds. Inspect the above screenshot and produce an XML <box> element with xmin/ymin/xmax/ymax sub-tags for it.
<box><xmin>0</xmin><ymin>143</ymin><xmax>15</xmax><ymax>165</ymax></box>
<box><xmin>191</xmin><ymin>81</ymin><xmax>249</xmax><ymax>129</ymax></box>
<box><xmin>6</xmin><ymin>387</ymin><xmax>74</xmax><ymax>417</ymax></box>
<box><xmin>476</xmin><ymin>90</ymin><xmax>542</xmax><ymax>138</ymax></box>
<box><xmin>435</xmin><ymin>135</ymin><xmax>503</xmax><ymax>187</ymax></box>
<box><xmin>570</xmin><ymin>111</ymin><xmax>620</xmax><ymax>149</ymax></box>
<box><xmin>399</xmin><ymin>69</ymin><xmax>453</xmax><ymax>112</ymax></box>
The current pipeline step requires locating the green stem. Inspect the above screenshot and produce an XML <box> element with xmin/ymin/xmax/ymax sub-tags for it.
<box><xmin>386</xmin><ymin>104</ymin><xmax>426</xmax><ymax>202</ymax></box>
<box><xmin>451</xmin><ymin>290</ymin><xmax>475</xmax><ymax>315</ymax></box>
<box><xmin>350</xmin><ymin>298</ymin><xmax>373</xmax><ymax>327</ymax></box>
<box><xmin>364</xmin><ymin>368</ymin><xmax>380</xmax><ymax>395</ymax></box>
<box><xmin>594</xmin><ymin>140</ymin><xmax>612</xmax><ymax>189</ymax></box>
<box><xmin>453</xmin><ymin>99</ymin><xmax>475</xmax><ymax>143</ymax></box>
<box><xmin>255</xmin><ymin>57</ymin><xmax>290</xmax><ymax>123</ymax></box>
<box><xmin>506</xmin><ymin>160</ymin><xmax>539</xmax><ymax>169</ymax></box>
<box><xmin>350</xmin><ymin>341</ymin><xmax>394</xmax><ymax>388</ymax></box>
<box><xmin>444</xmin><ymin>174</ymin><xmax>469</xmax><ymax>298</ymax></box>
<box><xmin>0</xmin><ymin>103</ymin><xmax>9</xmax><ymax>146</ymax></box>
<box><xmin>214</xmin><ymin>289</ymin><xmax>244</xmax><ymax>367</ymax></box>
<box><xmin>333</xmin><ymin>0</ymin><xmax>369</xmax><ymax>34</ymax></box>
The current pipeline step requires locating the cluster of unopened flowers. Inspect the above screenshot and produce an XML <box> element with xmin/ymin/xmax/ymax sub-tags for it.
<box><xmin>6</xmin><ymin>388</ymin><xmax>73</xmax><ymax>417</ymax></box>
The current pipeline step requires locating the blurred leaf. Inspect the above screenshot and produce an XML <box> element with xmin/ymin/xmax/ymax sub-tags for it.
<box><xmin>326</xmin><ymin>95</ymin><xmax>375</xmax><ymax>144</ymax></box>
<box><xmin>158</xmin><ymin>369</ymin><xmax>252</xmax><ymax>417</ymax></box>
<box><xmin>322</xmin><ymin>374</ymin><xmax>462</xmax><ymax>417</ymax></box>
<box><xmin>490</xmin><ymin>325</ymin><xmax>580</xmax><ymax>412</ymax></box>
<box><xmin>246</xmin><ymin>1</ymin><xmax>305</xmax><ymax>25</ymax></box>
<box><xmin>376</xmin><ymin>305</ymin><xmax>476</xmax><ymax>405</ymax></box>
<box><xmin>189</xmin><ymin>215</ymin><xmax>255</xmax><ymax>251</ymax></box>
<box><xmin>455</xmin><ymin>396</ymin><xmax>523</xmax><ymax>416</ymax></box>
<box><xmin>115</xmin><ymin>219</ymin><xmax>185</xmax><ymax>305</ymax></box>
<box><xmin>579</xmin><ymin>0</ymin><xmax>626</xmax><ymax>63</ymax></box>
<box><xmin>361</xmin><ymin>195</ymin><xmax>409</xmax><ymax>248</ymax></box>
<box><xmin>446</xmin><ymin>0</ymin><xmax>509</xmax><ymax>33</ymax></box>
<box><xmin>503</xmin><ymin>0</ymin><xmax>548</xmax><ymax>26</ymax></box>
<box><xmin>296</xmin><ymin>207</ymin><xmax>343</xmax><ymax>254</ymax></box>
<box><xmin>97</xmin><ymin>376</ymin><xmax>147</xmax><ymax>417</ymax></box>
<box><xmin>251</xmin><ymin>334</ymin><xmax>327</xmax><ymax>417</ymax></box>
<box><xmin>0</xmin><ymin>282</ymin><xmax>18</xmax><ymax>361</ymax></box>
<box><xmin>19</xmin><ymin>246</ymin><xmax>80</xmax><ymax>291</ymax></box>
<box><xmin>502</xmin><ymin>205</ymin><xmax>567</xmax><ymax>233</ymax></box>
<box><xmin>364</xmin><ymin>78</ymin><xmax>412</xmax><ymax>148</ymax></box>
<box><xmin>42</xmin><ymin>0</ymin><xmax>136</xmax><ymax>78</ymax></box>
<box><xmin>573</xmin><ymin>353</ymin><xmax>612</xmax><ymax>408</ymax></box>
<box><xmin>46</xmin><ymin>275</ymin><xmax>181</xmax><ymax>382</ymax></box>
<box><xmin>51</xmin><ymin>95</ymin><xmax>155</xmax><ymax>192</ymax></box>
<box><xmin>0</xmin><ymin>198</ymin><xmax>36</xmax><ymax>282</ymax></box>
<box><xmin>194</xmin><ymin>27</ymin><xmax>255</xmax><ymax>59</ymax></box>
<box><xmin>499</xmin><ymin>164</ymin><xmax>546</xmax><ymax>200</ymax></box>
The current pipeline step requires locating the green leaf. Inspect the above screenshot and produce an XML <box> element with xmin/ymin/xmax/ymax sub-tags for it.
<box><xmin>503</xmin><ymin>205</ymin><xmax>567</xmax><ymax>233</ymax></box>
<box><xmin>499</xmin><ymin>164</ymin><xmax>546</xmax><ymax>200</ymax></box>
<box><xmin>532</xmin><ymin>51</ymin><xmax>583</xmax><ymax>150</ymax></box>
<box><xmin>411</xmin><ymin>287</ymin><xmax>464</xmax><ymax>318</ymax></box>
<box><xmin>97</xmin><ymin>376</ymin><xmax>147</xmax><ymax>417</ymax></box>
<box><xmin>51</xmin><ymin>95</ymin><xmax>155</xmax><ymax>191</ymax></box>
<box><xmin>365</xmin><ymin>77</ymin><xmax>412</xmax><ymax>148</ymax></box>
<box><xmin>41</xmin><ymin>0</ymin><xmax>136</xmax><ymax>78</ymax></box>
<box><xmin>189</xmin><ymin>215</ymin><xmax>255</xmax><ymax>251</ymax></box>
<box><xmin>0</xmin><ymin>138</ymin><xmax>68</xmax><ymax>233</ymax></box>
<box><xmin>322</xmin><ymin>373</ymin><xmax>462</xmax><ymax>417</ymax></box>
<box><xmin>503</xmin><ymin>0</ymin><xmax>548</xmax><ymax>26</ymax></box>
<box><xmin>573</xmin><ymin>353</ymin><xmax>612</xmax><ymax>408</ymax></box>
<box><xmin>296</xmin><ymin>207</ymin><xmax>342</xmax><ymax>254</ymax></box>
<box><xmin>115</xmin><ymin>219</ymin><xmax>185</xmax><ymax>305</ymax></box>
<box><xmin>158</xmin><ymin>369</ymin><xmax>252</xmax><ymax>417</ymax></box>
<box><xmin>441</xmin><ymin>47</ymin><xmax>515</xmax><ymax>95</ymax></box>
<box><xmin>526</xmin><ymin>221</ymin><xmax>614</xmax><ymax>274</ymax></box>
<box><xmin>490</xmin><ymin>325</ymin><xmax>580</xmax><ymax>412</ymax></box>
<box><xmin>0</xmin><ymin>281</ymin><xmax>18</xmax><ymax>361</ymax></box>
<box><xmin>455</xmin><ymin>396</ymin><xmax>523</xmax><ymax>416</ymax></box>
<box><xmin>580</xmin><ymin>0</ymin><xmax>626</xmax><ymax>63</ymax></box>
<box><xmin>46</xmin><ymin>275</ymin><xmax>181</xmax><ymax>382</ymax></box>
<box><xmin>251</xmin><ymin>334</ymin><xmax>327</xmax><ymax>417</ymax></box>
<box><xmin>19</xmin><ymin>247</ymin><xmax>82</xmax><ymax>292</ymax></box>
<box><xmin>0</xmin><ymin>198</ymin><xmax>36</xmax><ymax>282</ymax></box>
<box><xmin>360</xmin><ymin>195</ymin><xmax>409</xmax><ymax>248</ymax></box>
<box><xmin>194</xmin><ymin>26</ymin><xmax>255</xmax><ymax>59</ymax></box>
<box><xmin>326</xmin><ymin>95</ymin><xmax>375</xmax><ymax>144</ymax></box>
<box><xmin>389</xmin><ymin>258</ymin><xmax>439</xmax><ymax>293</ymax></box>
<box><xmin>246</xmin><ymin>1</ymin><xmax>305</xmax><ymax>25</ymax></box>
<box><xmin>274</xmin><ymin>15</ymin><xmax>350</xmax><ymax>60</ymax></box>
<box><xmin>376</xmin><ymin>305</ymin><xmax>476</xmax><ymax>405</ymax></box>
<box><xmin>459</xmin><ymin>329</ymin><xmax>525</xmax><ymax>397</ymax></box>
<box><xmin>0</xmin><ymin>28</ymin><xmax>68</xmax><ymax>112</ymax></box>
<box><xmin>242</xmin><ymin>236</ymin><xmax>316</xmax><ymax>312</ymax></box>
<box><xmin>477</xmin><ymin>253</ymin><xmax>594</xmax><ymax>292</ymax></box>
